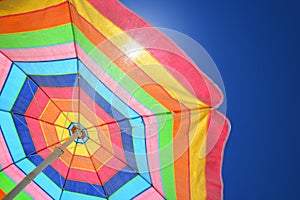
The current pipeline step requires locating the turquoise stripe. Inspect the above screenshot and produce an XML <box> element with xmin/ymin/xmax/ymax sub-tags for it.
<box><xmin>80</xmin><ymin>62</ymin><xmax>151</xmax><ymax>180</ymax></box>
<box><xmin>16</xmin><ymin>159</ymin><xmax>61</xmax><ymax>199</ymax></box>
<box><xmin>132</xmin><ymin>124</ymin><xmax>151</xmax><ymax>182</ymax></box>
<box><xmin>0</xmin><ymin>111</ymin><xmax>25</xmax><ymax>161</ymax></box>
<box><xmin>109</xmin><ymin>175</ymin><xmax>150</xmax><ymax>200</ymax></box>
<box><xmin>60</xmin><ymin>190</ymin><xmax>106</xmax><ymax>200</ymax></box>
<box><xmin>76</xmin><ymin>29</ymin><xmax>174</xmax><ymax>195</ymax></box>
<box><xmin>0</xmin><ymin>65</ymin><xmax>26</xmax><ymax>111</ymax></box>
<box><xmin>79</xmin><ymin>61</ymin><xmax>138</xmax><ymax>119</ymax></box>
<box><xmin>79</xmin><ymin>62</ymin><xmax>151</xmax><ymax>181</ymax></box>
<box><xmin>15</xmin><ymin>58</ymin><xmax>77</xmax><ymax>75</ymax></box>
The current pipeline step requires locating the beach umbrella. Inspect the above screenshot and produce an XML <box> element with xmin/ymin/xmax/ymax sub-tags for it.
<box><xmin>0</xmin><ymin>0</ymin><xmax>230</xmax><ymax>199</ymax></box>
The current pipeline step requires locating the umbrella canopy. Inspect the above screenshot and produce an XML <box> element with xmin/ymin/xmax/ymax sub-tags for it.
<box><xmin>0</xmin><ymin>0</ymin><xmax>230</xmax><ymax>199</ymax></box>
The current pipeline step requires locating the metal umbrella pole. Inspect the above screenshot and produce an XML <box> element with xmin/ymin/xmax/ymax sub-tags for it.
<box><xmin>4</xmin><ymin>129</ymin><xmax>82</xmax><ymax>199</ymax></box>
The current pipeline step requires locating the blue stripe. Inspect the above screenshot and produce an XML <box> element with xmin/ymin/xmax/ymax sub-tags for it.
<box><xmin>11</xmin><ymin>114</ymin><xmax>67</xmax><ymax>188</ymax></box>
<box><xmin>11</xmin><ymin>78</ymin><xmax>37</xmax><ymax>115</ymax></box>
<box><xmin>79</xmin><ymin>62</ymin><xmax>139</xmax><ymax>119</ymax></box>
<box><xmin>103</xmin><ymin>166</ymin><xmax>137</xmax><ymax>196</ymax></box>
<box><xmin>64</xmin><ymin>179</ymin><xmax>106</xmax><ymax>198</ymax></box>
<box><xmin>30</xmin><ymin>74</ymin><xmax>78</xmax><ymax>87</ymax></box>
<box><xmin>9</xmin><ymin>114</ymin><xmax>109</xmax><ymax>198</ymax></box>
<box><xmin>0</xmin><ymin>59</ymin><xmax>153</xmax><ymax>196</ymax></box>
<box><xmin>15</xmin><ymin>58</ymin><xmax>77</xmax><ymax>76</ymax></box>
<box><xmin>80</xmin><ymin>76</ymin><xmax>138</xmax><ymax>170</ymax></box>
<box><xmin>79</xmin><ymin>62</ymin><xmax>150</xmax><ymax>182</ymax></box>
<box><xmin>12</xmin><ymin>114</ymin><xmax>36</xmax><ymax>156</ymax></box>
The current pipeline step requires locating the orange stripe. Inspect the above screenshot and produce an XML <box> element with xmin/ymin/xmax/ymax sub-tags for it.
<box><xmin>71</xmin><ymin>6</ymin><xmax>192</xmax><ymax>196</ymax></box>
<box><xmin>71</xmin><ymin>153</ymin><xmax>95</xmax><ymax>171</ymax></box>
<box><xmin>173</xmin><ymin>113</ymin><xmax>191</xmax><ymax>199</ymax></box>
<box><xmin>40</xmin><ymin>100</ymin><xmax>63</xmax><ymax>124</ymax></box>
<box><xmin>40</xmin><ymin>122</ymin><xmax>60</xmax><ymax>147</ymax></box>
<box><xmin>0</xmin><ymin>188</ymin><xmax>6</xmax><ymax>198</ymax></box>
<box><xmin>0</xmin><ymin>2</ymin><xmax>70</xmax><ymax>34</ymax></box>
<box><xmin>71</xmin><ymin>4</ymin><xmax>187</xmax><ymax>112</ymax></box>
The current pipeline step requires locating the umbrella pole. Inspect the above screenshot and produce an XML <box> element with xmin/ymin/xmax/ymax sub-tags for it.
<box><xmin>4</xmin><ymin>131</ymin><xmax>80</xmax><ymax>200</ymax></box>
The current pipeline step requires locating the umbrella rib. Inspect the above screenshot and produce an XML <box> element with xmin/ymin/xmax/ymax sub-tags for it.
<box><xmin>8</xmin><ymin>112</ymin><xmax>66</xmax><ymax>157</ymax></box>
<box><xmin>82</xmin><ymin>141</ymin><xmax>109</xmax><ymax>199</ymax></box>
<box><xmin>0</xmin><ymin>140</ymin><xmax>62</xmax><ymax>172</ymax></box>
<box><xmin>77</xmin><ymin>69</ymin><xmax>81</xmax><ymax>124</ymax></box>
<box><xmin>91</xmin><ymin>140</ymin><xmax>166</xmax><ymax>199</ymax></box>
<box><xmin>66</xmin><ymin>0</ymin><xmax>81</xmax><ymax>126</ymax></box>
<box><xmin>8</xmin><ymin>62</ymin><xmax>74</xmax><ymax>124</ymax></box>
<box><xmin>68</xmin><ymin>163</ymin><xmax>108</xmax><ymax>198</ymax></box>
<box><xmin>85</xmin><ymin>106</ymin><xmax>213</xmax><ymax>130</ymax></box>
<box><xmin>58</xmin><ymin>106</ymin><xmax>72</xmax><ymax>145</ymax></box>
<box><xmin>59</xmin><ymin>142</ymin><xmax>78</xmax><ymax>200</ymax></box>
<box><xmin>1</xmin><ymin>110</ymin><xmax>67</xmax><ymax>130</ymax></box>
<box><xmin>7</xmin><ymin>59</ymin><xmax>81</xmax><ymax>146</ymax></box>
<box><xmin>85</xmin><ymin>107</ymin><xmax>212</xmax><ymax>144</ymax></box>
<box><xmin>0</xmin><ymin>51</ymin><xmax>73</xmax><ymax>124</ymax></box>
<box><xmin>66</xmin><ymin>0</ymin><xmax>79</xmax><ymax>58</ymax></box>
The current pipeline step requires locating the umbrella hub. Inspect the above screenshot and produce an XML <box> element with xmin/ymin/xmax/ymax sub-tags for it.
<box><xmin>68</xmin><ymin>122</ymin><xmax>89</xmax><ymax>144</ymax></box>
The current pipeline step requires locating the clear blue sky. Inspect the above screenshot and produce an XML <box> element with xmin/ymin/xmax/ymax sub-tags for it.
<box><xmin>119</xmin><ymin>1</ymin><xmax>300</xmax><ymax>199</ymax></box>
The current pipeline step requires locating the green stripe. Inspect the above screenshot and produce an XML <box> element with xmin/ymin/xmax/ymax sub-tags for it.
<box><xmin>0</xmin><ymin>23</ymin><xmax>177</xmax><ymax>199</ymax></box>
<box><xmin>0</xmin><ymin>172</ymin><xmax>32</xmax><ymax>199</ymax></box>
<box><xmin>73</xmin><ymin>26</ymin><xmax>176</xmax><ymax>198</ymax></box>
<box><xmin>0</xmin><ymin>24</ymin><xmax>73</xmax><ymax>48</ymax></box>
<box><xmin>159</xmin><ymin>119</ymin><xmax>176</xmax><ymax>199</ymax></box>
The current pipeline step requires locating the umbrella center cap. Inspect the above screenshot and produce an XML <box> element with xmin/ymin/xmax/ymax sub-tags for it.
<box><xmin>68</xmin><ymin>123</ymin><xmax>88</xmax><ymax>144</ymax></box>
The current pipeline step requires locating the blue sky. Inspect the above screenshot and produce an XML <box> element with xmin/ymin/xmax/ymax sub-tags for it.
<box><xmin>120</xmin><ymin>1</ymin><xmax>300</xmax><ymax>199</ymax></box>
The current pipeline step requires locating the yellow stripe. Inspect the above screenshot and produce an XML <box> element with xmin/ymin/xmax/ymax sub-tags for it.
<box><xmin>189</xmin><ymin>111</ymin><xmax>209</xmax><ymax>199</ymax></box>
<box><xmin>71</xmin><ymin>0</ymin><xmax>207</xmax><ymax>109</ymax></box>
<box><xmin>0</xmin><ymin>0</ymin><xmax>66</xmax><ymax>16</ymax></box>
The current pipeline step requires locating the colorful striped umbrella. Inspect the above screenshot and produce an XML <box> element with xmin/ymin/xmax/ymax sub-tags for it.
<box><xmin>0</xmin><ymin>0</ymin><xmax>230</xmax><ymax>199</ymax></box>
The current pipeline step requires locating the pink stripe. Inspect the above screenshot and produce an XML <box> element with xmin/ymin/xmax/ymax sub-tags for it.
<box><xmin>0</xmin><ymin>52</ymin><xmax>12</xmax><ymax>91</ymax></box>
<box><xmin>26</xmin><ymin>117</ymin><xmax>69</xmax><ymax>180</ymax></box>
<box><xmin>133</xmin><ymin>187</ymin><xmax>164</xmax><ymax>200</ymax></box>
<box><xmin>41</xmin><ymin>86</ymin><xmax>79</xmax><ymax>100</ymax></box>
<box><xmin>0</xmin><ymin>130</ymin><xmax>50</xmax><ymax>199</ymax></box>
<box><xmin>25</xmin><ymin>86</ymin><xmax>128</xmax><ymax>184</ymax></box>
<box><xmin>25</xmin><ymin>88</ymin><xmax>54</xmax><ymax>119</ymax></box>
<box><xmin>77</xmin><ymin>46</ymin><xmax>163</xmax><ymax>193</ymax></box>
<box><xmin>26</xmin><ymin>116</ymin><xmax>52</xmax><ymax>152</ymax></box>
<box><xmin>97</xmin><ymin>156</ymin><xmax>126</xmax><ymax>184</ymax></box>
<box><xmin>90</xmin><ymin>0</ymin><xmax>223</xmax><ymax>107</ymax></box>
<box><xmin>0</xmin><ymin>43</ymin><xmax>76</xmax><ymax>61</ymax></box>
<box><xmin>0</xmin><ymin>131</ymin><xmax>14</xmax><ymax>169</ymax></box>
<box><xmin>79</xmin><ymin>88</ymin><xmax>126</xmax><ymax>161</ymax></box>
<box><xmin>143</xmin><ymin>117</ymin><xmax>164</xmax><ymax>195</ymax></box>
<box><xmin>77</xmin><ymin>45</ymin><xmax>153</xmax><ymax>116</ymax></box>
<box><xmin>148</xmin><ymin>49</ymin><xmax>222</xmax><ymax>106</ymax></box>
<box><xmin>67</xmin><ymin>163</ymin><xmax>101</xmax><ymax>185</ymax></box>
<box><xmin>80</xmin><ymin>87</ymin><xmax>114</xmax><ymax>122</ymax></box>
<box><xmin>39</xmin><ymin>86</ymin><xmax>125</xmax><ymax>159</ymax></box>
<box><xmin>205</xmin><ymin>111</ymin><xmax>230</xmax><ymax>200</ymax></box>
<box><xmin>25</xmin><ymin>116</ymin><xmax>102</xmax><ymax>184</ymax></box>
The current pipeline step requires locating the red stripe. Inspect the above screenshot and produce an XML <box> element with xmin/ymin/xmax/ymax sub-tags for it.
<box><xmin>205</xmin><ymin>111</ymin><xmax>230</xmax><ymax>200</ymax></box>
<box><xmin>88</xmin><ymin>0</ymin><xmax>223</xmax><ymax>106</ymax></box>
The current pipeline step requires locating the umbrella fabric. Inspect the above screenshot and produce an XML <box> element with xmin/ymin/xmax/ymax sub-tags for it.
<box><xmin>0</xmin><ymin>0</ymin><xmax>230</xmax><ymax>199</ymax></box>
